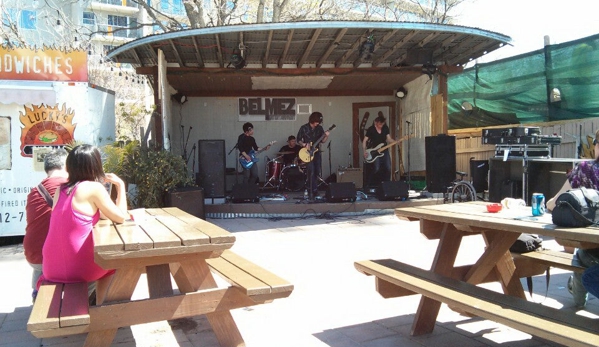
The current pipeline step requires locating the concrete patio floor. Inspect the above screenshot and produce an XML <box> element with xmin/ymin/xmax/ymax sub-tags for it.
<box><xmin>1</xmin><ymin>211</ymin><xmax>598</xmax><ymax>347</ymax></box>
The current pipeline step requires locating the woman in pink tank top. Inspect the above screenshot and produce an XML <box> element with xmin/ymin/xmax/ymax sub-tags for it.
<box><xmin>41</xmin><ymin>145</ymin><xmax>128</xmax><ymax>295</ymax></box>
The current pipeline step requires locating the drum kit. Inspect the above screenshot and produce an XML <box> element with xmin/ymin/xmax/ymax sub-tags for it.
<box><xmin>264</xmin><ymin>151</ymin><xmax>308</xmax><ymax>191</ymax></box>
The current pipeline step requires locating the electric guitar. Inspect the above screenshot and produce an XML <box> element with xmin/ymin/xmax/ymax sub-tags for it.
<box><xmin>364</xmin><ymin>134</ymin><xmax>412</xmax><ymax>163</ymax></box>
<box><xmin>298</xmin><ymin>124</ymin><xmax>336</xmax><ymax>163</ymax></box>
<box><xmin>239</xmin><ymin>141</ymin><xmax>276</xmax><ymax>169</ymax></box>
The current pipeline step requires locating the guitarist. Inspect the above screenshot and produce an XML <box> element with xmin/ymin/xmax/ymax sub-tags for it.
<box><xmin>297</xmin><ymin>112</ymin><xmax>330</xmax><ymax>196</ymax></box>
<box><xmin>237</xmin><ymin>122</ymin><xmax>271</xmax><ymax>185</ymax></box>
<box><xmin>362</xmin><ymin>114</ymin><xmax>393</xmax><ymax>189</ymax></box>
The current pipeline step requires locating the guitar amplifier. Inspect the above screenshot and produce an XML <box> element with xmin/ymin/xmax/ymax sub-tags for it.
<box><xmin>337</xmin><ymin>168</ymin><xmax>362</xmax><ymax>189</ymax></box>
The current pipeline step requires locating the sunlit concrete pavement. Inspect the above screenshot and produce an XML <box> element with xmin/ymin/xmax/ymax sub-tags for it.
<box><xmin>1</xmin><ymin>211</ymin><xmax>597</xmax><ymax>347</ymax></box>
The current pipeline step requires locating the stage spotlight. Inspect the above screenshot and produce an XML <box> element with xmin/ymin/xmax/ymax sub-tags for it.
<box><xmin>172</xmin><ymin>92</ymin><xmax>187</xmax><ymax>104</ymax></box>
<box><xmin>395</xmin><ymin>87</ymin><xmax>407</xmax><ymax>99</ymax></box>
<box><xmin>230</xmin><ymin>48</ymin><xmax>246</xmax><ymax>69</ymax></box>
<box><xmin>359</xmin><ymin>36</ymin><xmax>375</xmax><ymax>60</ymax></box>
<box><xmin>422</xmin><ymin>63</ymin><xmax>437</xmax><ymax>80</ymax></box>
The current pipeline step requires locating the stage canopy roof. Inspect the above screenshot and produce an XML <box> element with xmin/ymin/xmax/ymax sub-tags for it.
<box><xmin>106</xmin><ymin>21</ymin><xmax>511</xmax><ymax>97</ymax></box>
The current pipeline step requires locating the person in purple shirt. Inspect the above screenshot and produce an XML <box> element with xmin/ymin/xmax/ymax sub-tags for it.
<box><xmin>547</xmin><ymin>129</ymin><xmax>599</xmax><ymax>308</ymax></box>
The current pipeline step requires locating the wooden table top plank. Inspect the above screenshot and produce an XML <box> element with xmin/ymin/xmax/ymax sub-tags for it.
<box><xmin>145</xmin><ymin>208</ymin><xmax>211</xmax><ymax>246</ymax></box>
<box><xmin>93</xmin><ymin>220</ymin><xmax>124</xmax><ymax>252</ymax></box>
<box><xmin>114</xmin><ymin>222</ymin><xmax>154</xmax><ymax>251</ymax></box>
<box><xmin>395</xmin><ymin>203</ymin><xmax>599</xmax><ymax>245</ymax></box>
<box><xmin>161</xmin><ymin>207</ymin><xmax>235</xmax><ymax>244</ymax></box>
<box><xmin>137</xmin><ymin>217</ymin><xmax>182</xmax><ymax>248</ymax></box>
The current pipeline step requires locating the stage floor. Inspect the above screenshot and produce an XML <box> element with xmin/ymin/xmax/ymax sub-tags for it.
<box><xmin>204</xmin><ymin>186</ymin><xmax>443</xmax><ymax>219</ymax></box>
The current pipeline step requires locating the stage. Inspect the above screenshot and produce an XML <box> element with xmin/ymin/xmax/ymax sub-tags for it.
<box><xmin>203</xmin><ymin>187</ymin><xmax>442</xmax><ymax>219</ymax></box>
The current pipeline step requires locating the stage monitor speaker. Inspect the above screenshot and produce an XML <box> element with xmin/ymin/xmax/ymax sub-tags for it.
<box><xmin>425</xmin><ymin>135</ymin><xmax>456</xmax><ymax>193</ymax></box>
<box><xmin>164</xmin><ymin>187</ymin><xmax>205</xmax><ymax>220</ymax></box>
<box><xmin>231</xmin><ymin>183</ymin><xmax>259</xmax><ymax>203</ymax></box>
<box><xmin>198</xmin><ymin>140</ymin><xmax>226</xmax><ymax>198</ymax></box>
<box><xmin>377</xmin><ymin>181</ymin><xmax>409</xmax><ymax>201</ymax></box>
<box><xmin>326</xmin><ymin>182</ymin><xmax>356</xmax><ymax>203</ymax></box>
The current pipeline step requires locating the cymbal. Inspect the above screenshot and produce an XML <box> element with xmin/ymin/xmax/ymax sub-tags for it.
<box><xmin>276</xmin><ymin>151</ymin><xmax>295</xmax><ymax>155</ymax></box>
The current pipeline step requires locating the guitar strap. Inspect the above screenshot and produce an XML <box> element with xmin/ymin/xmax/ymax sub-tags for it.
<box><xmin>37</xmin><ymin>183</ymin><xmax>54</xmax><ymax>207</ymax></box>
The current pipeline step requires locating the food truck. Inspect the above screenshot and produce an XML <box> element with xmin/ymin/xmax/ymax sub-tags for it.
<box><xmin>0</xmin><ymin>46</ymin><xmax>115</xmax><ymax>237</ymax></box>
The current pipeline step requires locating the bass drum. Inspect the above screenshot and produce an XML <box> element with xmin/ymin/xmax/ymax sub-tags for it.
<box><xmin>280</xmin><ymin>165</ymin><xmax>306</xmax><ymax>192</ymax></box>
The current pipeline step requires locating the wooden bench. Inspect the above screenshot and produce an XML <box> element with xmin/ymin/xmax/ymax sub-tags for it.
<box><xmin>355</xmin><ymin>259</ymin><xmax>599</xmax><ymax>347</ymax></box>
<box><xmin>27</xmin><ymin>250</ymin><xmax>292</xmax><ymax>340</ymax></box>
<box><xmin>27</xmin><ymin>281</ymin><xmax>90</xmax><ymax>338</ymax></box>
<box><xmin>206</xmin><ymin>250</ymin><xmax>294</xmax><ymax>302</ymax></box>
<box><xmin>512</xmin><ymin>249</ymin><xmax>585</xmax><ymax>273</ymax></box>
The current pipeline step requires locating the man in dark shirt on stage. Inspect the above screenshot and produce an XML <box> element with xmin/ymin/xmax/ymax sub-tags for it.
<box><xmin>362</xmin><ymin>114</ymin><xmax>394</xmax><ymax>188</ymax></box>
<box><xmin>297</xmin><ymin>112</ymin><xmax>330</xmax><ymax>196</ymax></box>
<box><xmin>237</xmin><ymin>122</ymin><xmax>271</xmax><ymax>185</ymax></box>
<box><xmin>278</xmin><ymin>135</ymin><xmax>301</xmax><ymax>166</ymax></box>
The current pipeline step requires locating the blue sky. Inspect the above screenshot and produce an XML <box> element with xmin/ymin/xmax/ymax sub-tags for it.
<box><xmin>456</xmin><ymin>0</ymin><xmax>598</xmax><ymax>64</ymax></box>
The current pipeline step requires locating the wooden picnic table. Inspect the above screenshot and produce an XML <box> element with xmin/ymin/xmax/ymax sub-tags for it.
<box><xmin>355</xmin><ymin>201</ymin><xmax>599</xmax><ymax>346</ymax></box>
<box><xmin>28</xmin><ymin>207</ymin><xmax>293</xmax><ymax>346</ymax></box>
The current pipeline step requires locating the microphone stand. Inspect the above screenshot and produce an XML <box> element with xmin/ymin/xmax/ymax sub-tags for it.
<box><xmin>328</xmin><ymin>141</ymin><xmax>332</xmax><ymax>179</ymax></box>
<box><xmin>406</xmin><ymin>120</ymin><xmax>411</xmax><ymax>189</ymax></box>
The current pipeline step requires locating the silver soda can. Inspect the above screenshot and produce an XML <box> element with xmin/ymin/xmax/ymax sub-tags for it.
<box><xmin>532</xmin><ymin>193</ymin><xmax>545</xmax><ymax>216</ymax></box>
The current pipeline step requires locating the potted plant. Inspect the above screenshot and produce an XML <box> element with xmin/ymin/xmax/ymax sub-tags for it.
<box><xmin>121</xmin><ymin>145</ymin><xmax>195</xmax><ymax>209</ymax></box>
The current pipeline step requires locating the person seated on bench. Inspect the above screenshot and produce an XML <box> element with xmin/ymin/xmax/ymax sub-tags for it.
<box><xmin>582</xmin><ymin>264</ymin><xmax>599</xmax><ymax>301</ymax></box>
<box><xmin>24</xmin><ymin>149</ymin><xmax>68</xmax><ymax>302</ymax></box>
<box><xmin>547</xmin><ymin>129</ymin><xmax>599</xmax><ymax>308</ymax></box>
<box><xmin>39</xmin><ymin>144</ymin><xmax>129</xmax><ymax>300</ymax></box>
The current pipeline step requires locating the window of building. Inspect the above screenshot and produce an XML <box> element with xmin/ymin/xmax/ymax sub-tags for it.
<box><xmin>161</xmin><ymin>0</ymin><xmax>185</xmax><ymax>16</ymax></box>
<box><xmin>103</xmin><ymin>45</ymin><xmax>116</xmax><ymax>54</ymax></box>
<box><xmin>20</xmin><ymin>10</ymin><xmax>36</xmax><ymax>29</ymax></box>
<box><xmin>83</xmin><ymin>12</ymin><xmax>95</xmax><ymax>25</ymax></box>
<box><xmin>108</xmin><ymin>15</ymin><xmax>128</xmax><ymax>28</ymax></box>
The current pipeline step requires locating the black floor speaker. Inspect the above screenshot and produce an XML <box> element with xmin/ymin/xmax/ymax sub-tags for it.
<box><xmin>231</xmin><ymin>183</ymin><xmax>259</xmax><ymax>203</ymax></box>
<box><xmin>377</xmin><ymin>181</ymin><xmax>409</xmax><ymax>201</ymax></box>
<box><xmin>164</xmin><ymin>187</ymin><xmax>205</xmax><ymax>220</ymax></box>
<box><xmin>198</xmin><ymin>140</ymin><xmax>226</xmax><ymax>198</ymax></box>
<box><xmin>425</xmin><ymin>135</ymin><xmax>456</xmax><ymax>193</ymax></box>
<box><xmin>326</xmin><ymin>182</ymin><xmax>356</xmax><ymax>203</ymax></box>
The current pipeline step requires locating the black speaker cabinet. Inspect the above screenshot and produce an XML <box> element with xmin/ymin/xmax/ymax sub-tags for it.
<box><xmin>231</xmin><ymin>183</ymin><xmax>259</xmax><ymax>203</ymax></box>
<box><xmin>377</xmin><ymin>181</ymin><xmax>409</xmax><ymax>201</ymax></box>
<box><xmin>425</xmin><ymin>135</ymin><xmax>456</xmax><ymax>193</ymax></box>
<box><xmin>326</xmin><ymin>182</ymin><xmax>356</xmax><ymax>203</ymax></box>
<box><xmin>198</xmin><ymin>140</ymin><xmax>226</xmax><ymax>198</ymax></box>
<box><xmin>164</xmin><ymin>187</ymin><xmax>205</xmax><ymax>220</ymax></box>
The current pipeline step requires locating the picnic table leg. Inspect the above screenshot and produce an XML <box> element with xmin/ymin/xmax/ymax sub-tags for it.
<box><xmin>463</xmin><ymin>231</ymin><xmax>519</xmax><ymax>286</ymax></box>
<box><xmin>172</xmin><ymin>259</ymin><xmax>246</xmax><ymax>347</ymax></box>
<box><xmin>482</xmin><ymin>231</ymin><xmax>526</xmax><ymax>299</ymax></box>
<box><xmin>412</xmin><ymin>222</ymin><xmax>463</xmax><ymax>336</ymax></box>
<box><xmin>85</xmin><ymin>267</ymin><xmax>144</xmax><ymax>347</ymax></box>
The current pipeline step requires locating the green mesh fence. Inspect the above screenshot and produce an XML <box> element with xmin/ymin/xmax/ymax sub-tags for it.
<box><xmin>448</xmin><ymin>34</ymin><xmax>599</xmax><ymax>129</ymax></box>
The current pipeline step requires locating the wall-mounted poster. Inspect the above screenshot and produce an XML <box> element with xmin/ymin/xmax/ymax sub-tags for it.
<box><xmin>238</xmin><ymin>97</ymin><xmax>296</xmax><ymax>121</ymax></box>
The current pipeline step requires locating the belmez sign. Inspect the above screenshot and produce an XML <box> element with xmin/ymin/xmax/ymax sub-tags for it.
<box><xmin>0</xmin><ymin>47</ymin><xmax>88</xmax><ymax>82</ymax></box>
<box><xmin>239</xmin><ymin>97</ymin><xmax>296</xmax><ymax>121</ymax></box>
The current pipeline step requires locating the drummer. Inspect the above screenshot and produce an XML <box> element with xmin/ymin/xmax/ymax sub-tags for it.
<box><xmin>278</xmin><ymin>135</ymin><xmax>301</xmax><ymax>166</ymax></box>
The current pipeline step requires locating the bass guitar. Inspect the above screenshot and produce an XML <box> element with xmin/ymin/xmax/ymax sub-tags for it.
<box><xmin>298</xmin><ymin>124</ymin><xmax>336</xmax><ymax>163</ymax></box>
<box><xmin>239</xmin><ymin>140</ymin><xmax>276</xmax><ymax>169</ymax></box>
<box><xmin>364</xmin><ymin>134</ymin><xmax>412</xmax><ymax>163</ymax></box>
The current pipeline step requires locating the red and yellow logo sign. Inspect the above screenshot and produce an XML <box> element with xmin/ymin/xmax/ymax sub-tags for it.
<box><xmin>19</xmin><ymin>104</ymin><xmax>77</xmax><ymax>157</ymax></box>
<box><xmin>0</xmin><ymin>47</ymin><xmax>88</xmax><ymax>82</ymax></box>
